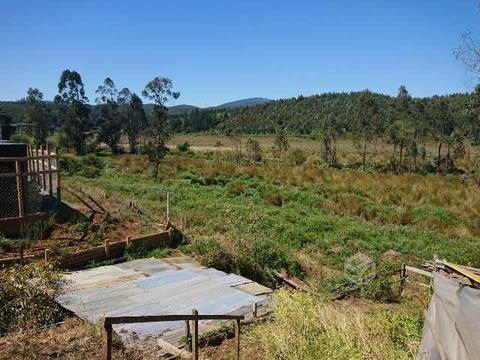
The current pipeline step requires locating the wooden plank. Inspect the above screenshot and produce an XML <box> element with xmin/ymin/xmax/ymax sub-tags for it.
<box><xmin>273</xmin><ymin>269</ymin><xmax>310</xmax><ymax>291</ymax></box>
<box><xmin>104</xmin><ymin>314</ymin><xmax>244</xmax><ymax>325</ymax></box>
<box><xmin>405</xmin><ymin>265</ymin><xmax>433</xmax><ymax>278</ymax></box>
<box><xmin>443</xmin><ymin>261</ymin><xmax>480</xmax><ymax>285</ymax></box>
<box><xmin>0</xmin><ymin>154</ymin><xmax>59</xmax><ymax>161</ymax></box>
<box><xmin>157</xmin><ymin>338</ymin><xmax>192</xmax><ymax>359</ymax></box>
<box><xmin>0</xmin><ymin>169</ymin><xmax>59</xmax><ymax>178</ymax></box>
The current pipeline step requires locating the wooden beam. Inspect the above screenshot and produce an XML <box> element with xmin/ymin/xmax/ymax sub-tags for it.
<box><xmin>104</xmin><ymin>314</ymin><xmax>244</xmax><ymax>325</ymax></box>
<box><xmin>157</xmin><ymin>338</ymin><xmax>192</xmax><ymax>359</ymax></box>
<box><xmin>405</xmin><ymin>265</ymin><xmax>432</xmax><ymax>278</ymax></box>
<box><xmin>0</xmin><ymin>169</ymin><xmax>59</xmax><ymax>178</ymax></box>
<box><xmin>235</xmin><ymin>318</ymin><xmax>241</xmax><ymax>360</ymax></box>
<box><xmin>102</xmin><ymin>318</ymin><xmax>112</xmax><ymax>360</ymax></box>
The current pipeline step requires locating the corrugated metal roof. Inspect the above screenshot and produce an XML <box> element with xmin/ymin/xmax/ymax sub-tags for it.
<box><xmin>56</xmin><ymin>257</ymin><xmax>272</xmax><ymax>346</ymax></box>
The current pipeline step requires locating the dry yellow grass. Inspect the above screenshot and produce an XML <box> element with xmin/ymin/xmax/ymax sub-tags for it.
<box><xmin>244</xmin><ymin>290</ymin><xmax>421</xmax><ymax>360</ymax></box>
<box><xmin>139</xmin><ymin>154</ymin><xmax>480</xmax><ymax>240</ymax></box>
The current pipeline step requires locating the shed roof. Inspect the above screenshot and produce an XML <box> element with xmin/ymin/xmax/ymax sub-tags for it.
<box><xmin>56</xmin><ymin>257</ymin><xmax>271</xmax><ymax>346</ymax></box>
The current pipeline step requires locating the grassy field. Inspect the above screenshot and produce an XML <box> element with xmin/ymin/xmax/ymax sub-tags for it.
<box><xmin>24</xmin><ymin>146</ymin><xmax>476</xmax><ymax>359</ymax></box>
<box><xmin>62</xmin><ymin>150</ymin><xmax>480</xmax><ymax>279</ymax></box>
<box><xmin>168</xmin><ymin>134</ymin><xmax>480</xmax><ymax>169</ymax></box>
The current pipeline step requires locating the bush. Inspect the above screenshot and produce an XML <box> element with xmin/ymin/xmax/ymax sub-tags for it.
<box><xmin>59</xmin><ymin>154</ymin><xmax>106</xmax><ymax>178</ymax></box>
<box><xmin>288</xmin><ymin>149</ymin><xmax>307</xmax><ymax>165</ymax></box>
<box><xmin>177</xmin><ymin>142</ymin><xmax>191</xmax><ymax>152</ymax></box>
<box><xmin>0</xmin><ymin>262</ymin><xmax>64</xmax><ymax>334</ymax></box>
<box><xmin>358</xmin><ymin>262</ymin><xmax>399</xmax><ymax>302</ymax></box>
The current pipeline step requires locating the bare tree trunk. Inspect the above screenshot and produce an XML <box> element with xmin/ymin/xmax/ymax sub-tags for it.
<box><xmin>437</xmin><ymin>142</ymin><xmax>442</xmax><ymax>172</ymax></box>
<box><xmin>362</xmin><ymin>140</ymin><xmax>367</xmax><ymax>171</ymax></box>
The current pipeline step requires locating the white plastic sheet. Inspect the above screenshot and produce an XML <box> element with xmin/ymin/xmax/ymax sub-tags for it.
<box><xmin>418</xmin><ymin>273</ymin><xmax>480</xmax><ymax>360</ymax></box>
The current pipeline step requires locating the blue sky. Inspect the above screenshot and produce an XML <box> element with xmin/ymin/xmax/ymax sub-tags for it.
<box><xmin>1</xmin><ymin>0</ymin><xmax>479</xmax><ymax>107</ymax></box>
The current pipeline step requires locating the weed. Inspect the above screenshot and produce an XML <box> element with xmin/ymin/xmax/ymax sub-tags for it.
<box><xmin>0</xmin><ymin>262</ymin><xmax>64</xmax><ymax>334</ymax></box>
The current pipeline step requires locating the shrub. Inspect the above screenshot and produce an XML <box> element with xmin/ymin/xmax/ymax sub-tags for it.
<box><xmin>246</xmin><ymin>138</ymin><xmax>262</xmax><ymax>162</ymax></box>
<box><xmin>288</xmin><ymin>149</ymin><xmax>307</xmax><ymax>165</ymax></box>
<box><xmin>59</xmin><ymin>154</ymin><xmax>106</xmax><ymax>178</ymax></box>
<box><xmin>204</xmin><ymin>248</ymin><xmax>235</xmax><ymax>273</ymax></box>
<box><xmin>0</xmin><ymin>262</ymin><xmax>64</xmax><ymax>334</ymax></box>
<box><xmin>177</xmin><ymin>142</ymin><xmax>191</xmax><ymax>152</ymax></box>
<box><xmin>358</xmin><ymin>261</ymin><xmax>399</xmax><ymax>302</ymax></box>
<box><xmin>21</xmin><ymin>217</ymin><xmax>54</xmax><ymax>243</ymax></box>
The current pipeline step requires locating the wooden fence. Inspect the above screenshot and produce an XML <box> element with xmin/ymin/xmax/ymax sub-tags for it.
<box><xmin>0</xmin><ymin>229</ymin><xmax>174</xmax><ymax>269</ymax></box>
<box><xmin>102</xmin><ymin>310</ymin><xmax>244</xmax><ymax>360</ymax></box>
<box><xmin>0</xmin><ymin>145</ymin><xmax>60</xmax><ymax>220</ymax></box>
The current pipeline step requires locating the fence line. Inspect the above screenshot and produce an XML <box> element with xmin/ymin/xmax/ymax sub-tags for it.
<box><xmin>0</xmin><ymin>145</ymin><xmax>60</xmax><ymax>220</ymax></box>
<box><xmin>102</xmin><ymin>310</ymin><xmax>244</xmax><ymax>360</ymax></box>
<box><xmin>0</xmin><ymin>229</ymin><xmax>174</xmax><ymax>269</ymax></box>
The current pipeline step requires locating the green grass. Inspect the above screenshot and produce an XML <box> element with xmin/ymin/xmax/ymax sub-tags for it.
<box><xmin>62</xmin><ymin>153</ymin><xmax>480</xmax><ymax>288</ymax></box>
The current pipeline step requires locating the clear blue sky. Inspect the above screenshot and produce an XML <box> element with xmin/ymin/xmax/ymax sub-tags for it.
<box><xmin>1</xmin><ymin>0</ymin><xmax>479</xmax><ymax>107</ymax></box>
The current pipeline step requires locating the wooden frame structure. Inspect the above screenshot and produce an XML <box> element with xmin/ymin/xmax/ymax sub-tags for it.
<box><xmin>102</xmin><ymin>311</ymin><xmax>244</xmax><ymax>360</ymax></box>
<box><xmin>0</xmin><ymin>145</ymin><xmax>61</xmax><ymax>219</ymax></box>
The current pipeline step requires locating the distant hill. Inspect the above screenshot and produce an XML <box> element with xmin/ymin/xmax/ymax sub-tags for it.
<box><xmin>0</xmin><ymin>97</ymin><xmax>271</xmax><ymax>121</ymax></box>
<box><xmin>167</xmin><ymin>104</ymin><xmax>199</xmax><ymax>115</ymax></box>
<box><xmin>213</xmin><ymin>97</ymin><xmax>272</xmax><ymax>109</ymax></box>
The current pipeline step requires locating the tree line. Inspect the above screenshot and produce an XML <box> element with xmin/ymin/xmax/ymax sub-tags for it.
<box><xmin>0</xmin><ymin>70</ymin><xmax>179</xmax><ymax>177</ymax></box>
<box><xmin>170</xmin><ymin>86</ymin><xmax>480</xmax><ymax>172</ymax></box>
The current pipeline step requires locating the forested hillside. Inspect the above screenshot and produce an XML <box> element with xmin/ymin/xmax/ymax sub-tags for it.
<box><xmin>170</xmin><ymin>89</ymin><xmax>475</xmax><ymax>137</ymax></box>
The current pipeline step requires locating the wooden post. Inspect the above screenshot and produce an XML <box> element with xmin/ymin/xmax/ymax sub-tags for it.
<box><xmin>44</xmin><ymin>249</ymin><xmax>50</xmax><ymax>262</ymax></box>
<box><xmin>252</xmin><ymin>302</ymin><xmax>258</xmax><ymax>318</ymax></box>
<box><xmin>46</xmin><ymin>145</ymin><xmax>53</xmax><ymax>196</ymax></box>
<box><xmin>15</xmin><ymin>160</ymin><xmax>24</xmax><ymax>217</ymax></box>
<box><xmin>34</xmin><ymin>146</ymin><xmax>38</xmax><ymax>184</ymax></box>
<box><xmin>102</xmin><ymin>318</ymin><xmax>112</xmax><ymax>360</ymax></box>
<box><xmin>104</xmin><ymin>239</ymin><xmax>111</xmax><ymax>259</ymax></box>
<box><xmin>184</xmin><ymin>320</ymin><xmax>191</xmax><ymax>351</ymax></box>
<box><xmin>55</xmin><ymin>147</ymin><xmax>61</xmax><ymax>201</ymax></box>
<box><xmin>235</xmin><ymin>319</ymin><xmax>241</xmax><ymax>360</ymax></box>
<box><xmin>26</xmin><ymin>146</ymin><xmax>31</xmax><ymax>180</ymax></box>
<box><xmin>192</xmin><ymin>309</ymin><xmax>199</xmax><ymax>360</ymax></box>
<box><xmin>40</xmin><ymin>145</ymin><xmax>46</xmax><ymax>191</ymax></box>
<box><xmin>166</xmin><ymin>192</ymin><xmax>170</xmax><ymax>225</ymax></box>
<box><xmin>400</xmin><ymin>263</ymin><xmax>406</xmax><ymax>294</ymax></box>
<box><xmin>126</xmin><ymin>236</ymin><xmax>131</xmax><ymax>246</ymax></box>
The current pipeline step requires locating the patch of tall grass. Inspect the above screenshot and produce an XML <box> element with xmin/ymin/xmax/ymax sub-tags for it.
<box><xmin>247</xmin><ymin>290</ymin><xmax>421</xmax><ymax>360</ymax></box>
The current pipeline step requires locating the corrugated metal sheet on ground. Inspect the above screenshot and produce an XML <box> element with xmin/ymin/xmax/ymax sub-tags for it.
<box><xmin>56</xmin><ymin>257</ymin><xmax>272</xmax><ymax>346</ymax></box>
